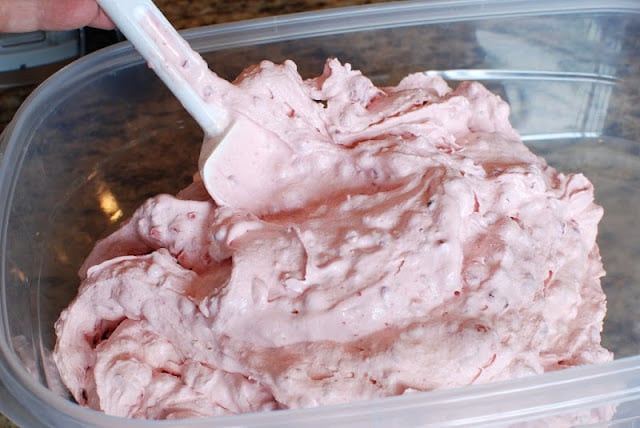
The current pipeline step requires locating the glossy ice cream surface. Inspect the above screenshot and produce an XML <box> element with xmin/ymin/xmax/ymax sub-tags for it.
<box><xmin>53</xmin><ymin>58</ymin><xmax>612</xmax><ymax>419</ymax></box>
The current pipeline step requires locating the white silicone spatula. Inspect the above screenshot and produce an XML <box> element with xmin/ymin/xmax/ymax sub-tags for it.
<box><xmin>97</xmin><ymin>0</ymin><xmax>292</xmax><ymax>213</ymax></box>
<box><xmin>97</xmin><ymin>0</ymin><xmax>228</xmax><ymax>134</ymax></box>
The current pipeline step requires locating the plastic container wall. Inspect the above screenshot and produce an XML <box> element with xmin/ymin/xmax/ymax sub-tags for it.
<box><xmin>1</xmin><ymin>0</ymin><xmax>640</xmax><ymax>426</ymax></box>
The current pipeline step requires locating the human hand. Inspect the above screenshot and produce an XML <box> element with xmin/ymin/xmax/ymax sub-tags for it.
<box><xmin>0</xmin><ymin>0</ymin><xmax>115</xmax><ymax>32</ymax></box>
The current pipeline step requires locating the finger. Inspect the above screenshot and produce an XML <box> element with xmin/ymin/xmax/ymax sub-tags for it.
<box><xmin>0</xmin><ymin>0</ymin><xmax>41</xmax><ymax>32</ymax></box>
<box><xmin>85</xmin><ymin>6</ymin><xmax>116</xmax><ymax>30</ymax></box>
<box><xmin>38</xmin><ymin>0</ymin><xmax>115</xmax><ymax>31</ymax></box>
<box><xmin>0</xmin><ymin>0</ymin><xmax>115</xmax><ymax>32</ymax></box>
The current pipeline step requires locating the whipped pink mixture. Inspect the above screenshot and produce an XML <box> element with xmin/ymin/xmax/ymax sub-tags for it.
<box><xmin>53</xmin><ymin>58</ymin><xmax>612</xmax><ymax>419</ymax></box>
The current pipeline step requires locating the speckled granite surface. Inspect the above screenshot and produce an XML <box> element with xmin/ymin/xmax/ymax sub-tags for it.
<box><xmin>1</xmin><ymin>1</ymin><xmax>639</xmax><ymax>427</ymax></box>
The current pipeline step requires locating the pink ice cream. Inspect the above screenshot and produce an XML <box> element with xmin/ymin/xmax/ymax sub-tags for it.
<box><xmin>53</xmin><ymin>58</ymin><xmax>612</xmax><ymax>419</ymax></box>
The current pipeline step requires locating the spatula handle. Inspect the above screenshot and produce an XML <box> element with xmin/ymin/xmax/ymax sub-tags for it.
<box><xmin>97</xmin><ymin>0</ymin><xmax>227</xmax><ymax>135</ymax></box>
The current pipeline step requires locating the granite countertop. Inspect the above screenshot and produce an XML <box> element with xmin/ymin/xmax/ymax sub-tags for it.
<box><xmin>0</xmin><ymin>1</ymin><xmax>386</xmax><ymax>427</ymax></box>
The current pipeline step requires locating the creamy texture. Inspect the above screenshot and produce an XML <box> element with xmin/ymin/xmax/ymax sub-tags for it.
<box><xmin>54</xmin><ymin>59</ymin><xmax>612</xmax><ymax>419</ymax></box>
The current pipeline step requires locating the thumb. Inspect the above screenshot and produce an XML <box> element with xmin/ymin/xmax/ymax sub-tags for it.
<box><xmin>0</xmin><ymin>0</ymin><xmax>114</xmax><ymax>32</ymax></box>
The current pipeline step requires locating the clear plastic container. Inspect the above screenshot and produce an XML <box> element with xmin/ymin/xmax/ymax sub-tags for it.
<box><xmin>2</xmin><ymin>0</ymin><xmax>640</xmax><ymax>426</ymax></box>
